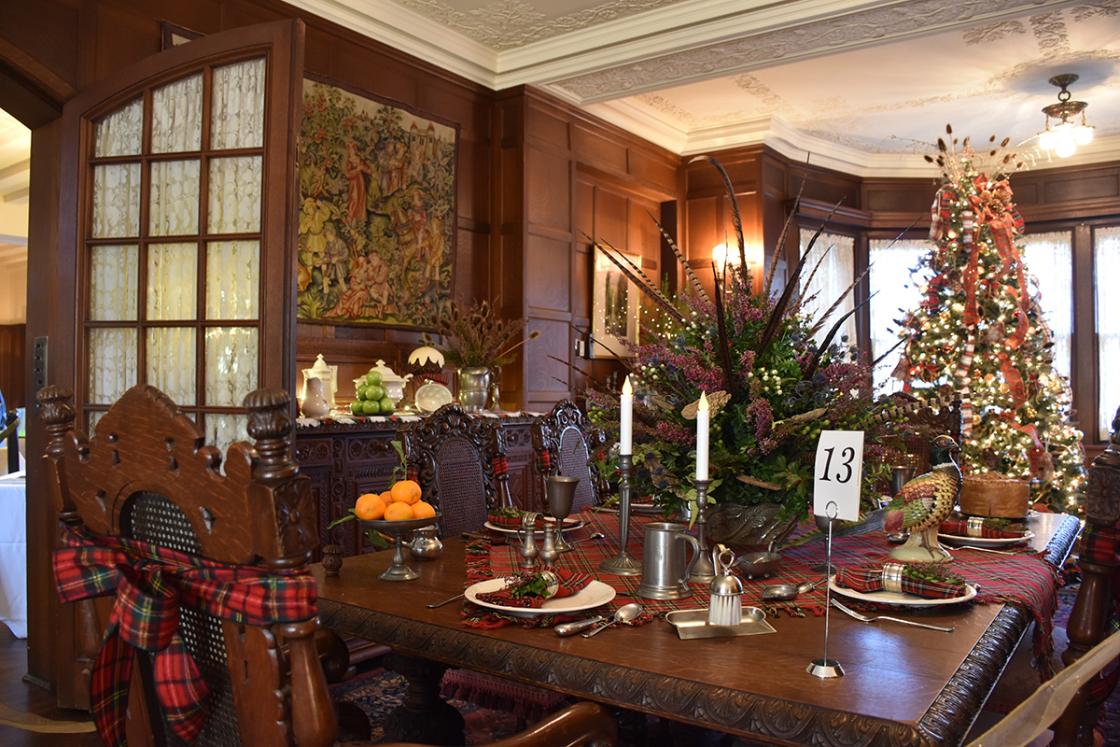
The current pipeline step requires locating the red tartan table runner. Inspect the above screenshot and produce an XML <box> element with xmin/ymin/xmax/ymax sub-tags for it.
<box><xmin>463</xmin><ymin>510</ymin><xmax>1063</xmax><ymax>674</ymax></box>
<box><xmin>53</xmin><ymin>525</ymin><xmax>318</xmax><ymax>746</ymax></box>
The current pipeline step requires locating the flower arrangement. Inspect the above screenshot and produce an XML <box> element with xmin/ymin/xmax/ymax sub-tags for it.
<box><xmin>425</xmin><ymin>299</ymin><xmax>540</xmax><ymax>368</ymax></box>
<box><xmin>587</xmin><ymin>157</ymin><xmax>908</xmax><ymax>519</ymax></box>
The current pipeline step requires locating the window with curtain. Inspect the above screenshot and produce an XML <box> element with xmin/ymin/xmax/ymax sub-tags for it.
<box><xmin>799</xmin><ymin>228</ymin><xmax>856</xmax><ymax>354</ymax></box>
<box><xmin>1096</xmin><ymin>226</ymin><xmax>1120</xmax><ymax>441</ymax></box>
<box><xmin>1020</xmin><ymin>231</ymin><xmax>1073</xmax><ymax>382</ymax></box>
<box><xmin>868</xmin><ymin>238</ymin><xmax>934</xmax><ymax>393</ymax></box>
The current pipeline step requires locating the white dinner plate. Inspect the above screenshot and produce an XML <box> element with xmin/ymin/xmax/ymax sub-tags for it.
<box><xmin>938</xmin><ymin>530</ymin><xmax>1034</xmax><ymax>548</ymax></box>
<box><xmin>465</xmin><ymin>577</ymin><xmax>617</xmax><ymax>618</ymax></box>
<box><xmin>828</xmin><ymin>575</ymin><xmax>978</xmax><ymax>607</ymax></box>
<box><xmin>484</xmin><ymin>517</ymin><xmax>585</xmax><ymax>536</ymax></box>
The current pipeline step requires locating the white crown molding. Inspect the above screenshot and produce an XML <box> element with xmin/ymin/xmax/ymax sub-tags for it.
<box><xmin>284</xmin><ymin>0</ymin><xmax>498</xmax><ymax>87</ymax></box>
<box><xmin>494</xmin><ymin>0</ymin><xmax>896</xmax><ymax>85</ymax></box>
<box><xmin>574</xmin><ymin>105</ymin><xmax>1120</xmax><ymax>177</ymax></box>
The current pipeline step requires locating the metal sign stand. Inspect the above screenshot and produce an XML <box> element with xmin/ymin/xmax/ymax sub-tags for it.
<box><xmin>807</xmin><ymin>501</ymin><xmax>844</xmax><ymax>679</ymax></box>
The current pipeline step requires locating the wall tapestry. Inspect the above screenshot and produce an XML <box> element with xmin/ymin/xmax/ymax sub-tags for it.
<box><xmin>297</xmin><ymin>78</ymin><xmax>458</xmax><ymax>327</ymax></box>
<box><xmin>591</xmin><ymin>247</ymin><xmax>640</xmax><ymax>358</ymax></box>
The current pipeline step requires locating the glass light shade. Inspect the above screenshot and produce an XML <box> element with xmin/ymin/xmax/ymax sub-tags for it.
<box><xmin>1055</xmin><ymin>138</ymin><xmax>1077</xmax><ymax>158</ymax></box>
<box><xmin>1038</xmin><ymin>129</ymin><xmax>1054</xmax><ymax>151</ymax></box>
<box><xmin>711</xmin><ymin>242</ymin><xmax>740</xmax><ymax>270</ymax></box>
<box><xmin>1075</xmin><ymin>124</ymin><xmax>1094</xmax><ymax>146</ymax></box>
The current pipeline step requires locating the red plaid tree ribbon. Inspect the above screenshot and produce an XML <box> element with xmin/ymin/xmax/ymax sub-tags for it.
<box><xmin>53</xmin><ymin>524</ymin><xmax>317</xmax><ymax>746</ymax></box>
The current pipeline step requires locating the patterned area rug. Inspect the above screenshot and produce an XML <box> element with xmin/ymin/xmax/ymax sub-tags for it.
<box><xmin>333</xmin><ymin>668</ymin><xmax>525</xmax><ymax>744</ymax></box>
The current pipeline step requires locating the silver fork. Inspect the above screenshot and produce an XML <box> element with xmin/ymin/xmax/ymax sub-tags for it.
<box><xmin>831</xmin><ymin>599</ymin><xmax>955</xmax><ymax>632</ymax></box>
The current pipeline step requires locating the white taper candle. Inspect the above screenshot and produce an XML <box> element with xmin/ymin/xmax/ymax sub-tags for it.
<box><xmin>696</xmin><ymin>391</ymin><xmax>709</xmax><ymax>481</ymax></box>
<box><xmin>620</xmin><ymin>376</ymin><xmax>633</xmax><ymax>456</ymax></box>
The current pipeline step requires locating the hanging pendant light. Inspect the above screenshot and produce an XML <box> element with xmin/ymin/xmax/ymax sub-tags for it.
<box><xmin>1038</xmin><ymin>74</ymin><xmax>1094</xmax><ymax>158</ymax></box>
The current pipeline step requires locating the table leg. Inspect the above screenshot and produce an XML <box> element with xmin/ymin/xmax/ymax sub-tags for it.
<box><xmin>383</xmin><ymin>655</ymin><xmax>464</xmax><ymax>746</ymax></box>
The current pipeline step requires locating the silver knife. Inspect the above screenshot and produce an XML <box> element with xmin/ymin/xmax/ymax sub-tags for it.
<box><xmin>553</xmin><ymin>615</ymin><xmax>605</xmax><ymax>637</ymax></box>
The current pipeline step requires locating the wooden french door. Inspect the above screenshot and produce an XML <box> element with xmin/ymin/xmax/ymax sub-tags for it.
<box><xmin>51</xmin><ymin>20</ymin><xmax>303</xmax><ymax>709</ymax></box>
<box><xmin>60</xmin><ymin>20</ymin><xmax>303</xmax><ymax>457</ymax></box>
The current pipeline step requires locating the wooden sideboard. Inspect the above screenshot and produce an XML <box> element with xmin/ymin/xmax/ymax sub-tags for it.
<box><xmin>294</xmin><ymin>415</ymin><xmax>542</xmax><ymax>557</ymax></box>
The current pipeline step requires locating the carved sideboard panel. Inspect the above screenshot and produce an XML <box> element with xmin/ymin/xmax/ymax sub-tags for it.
<box><xmin>295</xmin><ymin>416</ymin><xmax>540</xmax><ymax>558</ymax></box>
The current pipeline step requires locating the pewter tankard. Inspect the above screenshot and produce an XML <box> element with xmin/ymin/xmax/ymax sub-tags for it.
<box><xmin>638</xmin><ymin>522</ymin><xmax>701</xmax><ymax>600</ymax></box>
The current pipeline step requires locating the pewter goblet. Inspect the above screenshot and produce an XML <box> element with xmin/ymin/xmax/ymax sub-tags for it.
<box><xmin>546</xmin><ymin>475</ymin><xmax>579</xmax><ymax>552</ymax></box>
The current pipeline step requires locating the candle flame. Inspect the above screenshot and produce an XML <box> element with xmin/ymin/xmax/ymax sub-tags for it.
<box><xmin>622</xmin><ymin>375</ymin><xmax>633</xmax><ymax>395</ymax></box>
<box><xmin>698</xmin><ymin>391</ymin><xmax>709</xmax><ymax>412</ymax></box>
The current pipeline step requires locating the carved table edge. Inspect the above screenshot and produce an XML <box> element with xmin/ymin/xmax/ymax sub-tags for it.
<box><xmin>318</xmin><ymin>601</ymin><xmax>937</xmax><ymax>747</ymax></box>
<box><xmin>916</xmin><ymin>512</ymin><xmax>1082</xmax><ymax>745</ymax></box>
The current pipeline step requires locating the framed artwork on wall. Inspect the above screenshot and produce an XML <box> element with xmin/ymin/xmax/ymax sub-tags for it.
<box><xmin>591</xmin><ymin>247</ymin><xmax>640</xmax><ymax>358</ymax></box>
<box><xmin>297</xmin><ymin>77</ymin><xmax>458</xmax><ymax>327</ymax></box>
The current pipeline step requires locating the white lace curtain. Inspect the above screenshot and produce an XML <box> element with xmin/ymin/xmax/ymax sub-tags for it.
<box><xmin>1096</xmin><ymin>227</ymin><xmax>1120</xmax><ymax>440</ymax></box>
<box><xmin>868</xmin><ymin>238</ymin><xmax>933</xmax><ymax>393</ymax></box>
<box><xmin>1020</xmin><ymin>232</ymin><xmax>1073</xmax><ymax>382</ymax></box>
<box><xmin>799</xmin><ymin>229</ymin><xmax>856</xmax><ymax>354</ymax></box>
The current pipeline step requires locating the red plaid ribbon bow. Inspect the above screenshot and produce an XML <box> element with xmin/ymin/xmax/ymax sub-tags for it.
<box><xmin>53</xmin><ymin>525</ymin><xmax>317</xmax><ymax>746</ymax></box>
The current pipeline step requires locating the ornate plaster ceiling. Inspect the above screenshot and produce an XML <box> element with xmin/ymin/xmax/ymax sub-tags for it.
<box><xmin>292</xmin><ymin>0</ymin><xmax>1120</xmax><ymax>174</ymax></box>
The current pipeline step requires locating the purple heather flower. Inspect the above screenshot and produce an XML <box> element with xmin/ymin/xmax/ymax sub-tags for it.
<box><xmin>745</xmin><ymin>397</ymin><xmax>774</xmax><ymax>441</ymax></box>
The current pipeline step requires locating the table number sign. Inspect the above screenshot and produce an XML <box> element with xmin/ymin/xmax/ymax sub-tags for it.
<box><xmin>813</xmin><ymin>430</ymin><xmax>864</xmax><ymax>522</ymax></box>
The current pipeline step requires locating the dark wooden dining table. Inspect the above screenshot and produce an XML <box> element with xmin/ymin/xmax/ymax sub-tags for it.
<box><xmin>314</xmin><ymin>511</ymin><xmax>1080</xmax><ymax>747</ymax></box>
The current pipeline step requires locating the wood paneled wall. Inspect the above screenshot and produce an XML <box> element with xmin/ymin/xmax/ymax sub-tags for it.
<box><xmin>0</xmin><ymin>324</ymin><xmax>25</xmax><ymax>408</ymax></box>
<box><xmin>511</xmin><ymin>88</ymin><xmax>681</xmax><ymax>411</ymax></box>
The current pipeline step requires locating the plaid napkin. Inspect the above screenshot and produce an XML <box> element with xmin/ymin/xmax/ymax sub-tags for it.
<box><xmin>940</xmin><ymin>518</ymin><xmax>1026</xmax><ymax>539</ymax></box>
<box><xmin>834</xmin><ymin>563</ymin><xmax>967</xmax><ymax>599</ymax></box>
<box><xmin>475</xmin><ymin>569</ymin><xmax>593</xmax><ymax>609</ymax></box>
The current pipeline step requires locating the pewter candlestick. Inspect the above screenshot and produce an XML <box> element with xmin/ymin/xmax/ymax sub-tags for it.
<box><xmin>600</xmin><ymin>454</ymin><xmax>642</xmax><ymax>575</ymax></box>
<box><xmin>689</xmin><ymin>478</ymin><xmax>716</xmax><ymax>583</ymax></box>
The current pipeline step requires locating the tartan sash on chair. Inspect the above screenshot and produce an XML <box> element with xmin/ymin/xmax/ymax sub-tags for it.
<box><xmin>53</xmin><ymin>524</ymin><xmax>317</xmax><ymax>746</ymax></box>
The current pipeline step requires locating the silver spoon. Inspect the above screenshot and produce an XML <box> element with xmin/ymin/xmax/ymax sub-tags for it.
<box><xmin>564</xmin><ymin>532</ymin><xmax>606</xmax><ymax>549</ymax></box>
<box><xmin>761</xmin><ymin>578</ymin><xmax>820</xmax><ymax>602</ymax></box>
<box><xmin>580</xmin><ymin>602</ymin><xmax>643</xmax><ymax>638</ymax></box>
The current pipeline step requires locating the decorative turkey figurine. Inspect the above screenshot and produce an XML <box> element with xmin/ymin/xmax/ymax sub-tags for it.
<box><xmin>883</xmin><ymin>435</ymin><xmax>962</xmax><ymax>563</ymax></box>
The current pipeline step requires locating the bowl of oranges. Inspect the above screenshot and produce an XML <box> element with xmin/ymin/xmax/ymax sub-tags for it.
<box><xmin>352</xmin><ymin>479</ymin><xmax>440</xmax><ymax>581</ymax></box>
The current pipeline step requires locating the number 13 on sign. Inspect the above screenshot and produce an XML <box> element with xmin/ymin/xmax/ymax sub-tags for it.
<box><xmin>813</xmin><ymin>430</ymin><xmax>864</xmax><ymax>522</ymax></box>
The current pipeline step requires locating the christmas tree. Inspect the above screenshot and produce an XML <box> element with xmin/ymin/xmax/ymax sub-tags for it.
<box><xmin>893</xmin><ymin>129</ymin><xmax>1086</xmax><ymax>511</ymax></box>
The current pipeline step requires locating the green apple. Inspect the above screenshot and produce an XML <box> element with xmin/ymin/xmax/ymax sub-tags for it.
<box><xmin>361</xmin><ymin>400</ymin><xmax>381</xmax><ymax>416</ymax></box>
<box><xmin>366</xmin><ymin>384</ymin><xmax>385</xmax><ymax>402</ymax></box>
<box><xmin>356</xmin><ymin>385</ymin><xmax>369</xmax><ymax>401</ymax></box>
<box><xmin>349</xmin><ymin>400</ymin><xmax>362</xmax><ymax>415</ymax></box>
<box><xmin>366</xmin><ymin>371</ymin><xmax>383</xmax><ymax>386</ymax></box>
<box><xmin>378</xmin><ymin>398</ymin><xmax>394</xmax><ymax>415</ymax></box>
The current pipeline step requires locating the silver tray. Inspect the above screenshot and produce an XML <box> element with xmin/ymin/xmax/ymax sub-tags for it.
<box><xmin>665</xmin><ymin>607</ymin><xmax>776</xmax><ymax>640</ymax></box>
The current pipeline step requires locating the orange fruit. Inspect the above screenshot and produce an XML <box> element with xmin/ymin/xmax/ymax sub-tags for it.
<box><xmin>354</xmin><ymin>493</ymin><xmax>386</xmax><ymax>521</ymax></box>
<box><xmin>384</xmin><ymin>502</ymin><xmax>415</xmax><ymax>521</ymax></box>
<box><xmin>379</xmin><ymin>491</ymin><xmax>393</xmax><ymax>504</ymax></box>
<box><xmin>390</xmin><ymin>479</ymin><xmax>422</xmax><ymax>505</ymax></box>
<box><xmin>413</xmin><ymin>501</ymin><xmax>436</xmax><ymax>520</ymax></box>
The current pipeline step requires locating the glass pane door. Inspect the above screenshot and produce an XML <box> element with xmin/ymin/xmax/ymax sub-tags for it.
<box><xmin>82</xmin><ymin>59</ymin><xmax>267</xmax><ymax>456</ymax></box>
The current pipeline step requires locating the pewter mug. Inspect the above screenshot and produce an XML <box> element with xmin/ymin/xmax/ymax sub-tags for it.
<box><xmin>408</xmin><ymin>526</ymin><xmax>443</xmax><ymax>560</ymax></box>
<box><xmin>637</xmin><ymin>522</ymin><xmax>701</xmax><ymax>600</ymax></box>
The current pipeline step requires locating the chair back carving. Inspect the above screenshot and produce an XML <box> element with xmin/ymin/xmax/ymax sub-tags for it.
<box><xmin>1087</xmin><ymin>406</ymin><xmax>1120</xmax><ymax>525</ymax></box>
<box><xmin>531</xmin><ymin>401</ymin><xmax>606</xmax><ymax>512</ymax></box>
<box><xmin>403</xmin><ymin>404</ymin><xmax>509</xmax><ymax>536</ymax></box>
<box><xmin>37</xmin><ymin>384</ymin><xmax>334</xmax><ymax>747</ymax></box>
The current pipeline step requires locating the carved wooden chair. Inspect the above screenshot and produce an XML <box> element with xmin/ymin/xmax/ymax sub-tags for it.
<box><xmin>531</xmin><ymin>400</ymin><xmax>607</xmax><ymax>513</ymax></box>
<box><xmin>884</xmin><ymin>391</ymin><xmax>962</xmax><ymax>475</ymax></box>
<box><xmin>1051</xmin><ymin>406</ymin><xmax>1120</xmax><ymax>745</ymax></box>
<box><xmin>39</xmin><ymin>384</ymin><xmax>335</xmax><ymax>747</ymax></box>
<box><xmin>402</xmin><ymin>403</ymin><xmax>513</xmax><ymax>537</ymax></box>
<box><xmin>41</xmin><ymin>384</ymin><xmax>617</xmax><ymax>747</ymax></box>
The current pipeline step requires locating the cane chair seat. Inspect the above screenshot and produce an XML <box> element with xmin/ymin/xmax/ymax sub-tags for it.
<box><xmin>532</xmin><ymin>401</ymin><xmax>606</xmax><ymax>513</ymax></box>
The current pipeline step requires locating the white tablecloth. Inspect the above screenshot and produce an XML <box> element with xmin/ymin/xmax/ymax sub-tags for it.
<box><xmin>0</xmin><ymin>471</ymin><xmax>26</xmax><ymax>638</ymax></box>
